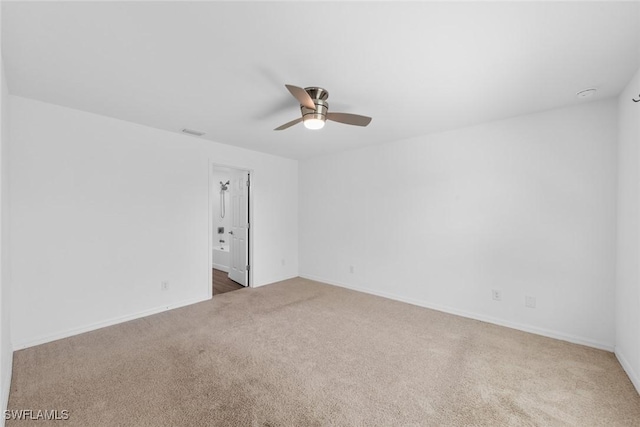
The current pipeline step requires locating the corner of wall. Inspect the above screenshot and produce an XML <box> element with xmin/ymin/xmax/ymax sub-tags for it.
<box><xmin>615</xmin><ymin>347</ymin><xmax>640</xmax><ymax>396</ymax></box>
<box><xmin>0</xmin><ymin>361</ymin><xmax>12</xmax><ymax>426</ymax></box>
<box><xmin>614</xmin><ymin>65</ymin><xmax>640</xmax><ymax>396</ymax></box>
<box><xmin>0</xmin><ymin>42</ymin><xmax>15</xmax><ymax>423</ymax></box>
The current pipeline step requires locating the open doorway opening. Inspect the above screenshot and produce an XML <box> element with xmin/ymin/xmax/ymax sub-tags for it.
<box><xmin>210</xmin><ymin>164</ymin><xmax>251</xmax><ymax>296</ymax></box>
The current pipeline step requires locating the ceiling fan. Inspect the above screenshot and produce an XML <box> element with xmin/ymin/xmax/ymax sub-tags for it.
<box><xmin>274</xmin><ymin>85</ymin><xmax>372</xmax><ymax>131</ymax></box>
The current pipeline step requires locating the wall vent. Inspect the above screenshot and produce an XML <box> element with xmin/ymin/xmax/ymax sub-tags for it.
<box><xmin>576</xmin><ymin>88</ymin><xmax>597</xmax><ymax>99</ymax></box>
<box><xmin>181</xmin><ymin>128</ymin><xmax>206</xmax><ymax>137</ymax></box>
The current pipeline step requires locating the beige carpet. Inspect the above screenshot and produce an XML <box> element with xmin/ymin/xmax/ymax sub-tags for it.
<box><xmin>7</xmin><ymin>278</ymin><xmax>640</xmax><ymax>426</ymax></box>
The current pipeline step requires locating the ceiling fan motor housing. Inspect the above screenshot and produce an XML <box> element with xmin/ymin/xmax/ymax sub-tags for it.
<box><xmin>301</xmin><ymin>100</ymin><xmax>328</xmax><ymax>121</ymax></box>
<box><xmin>301</xmin><ymin>87</ymin><xmax>329</xmax><ymax>122</ymax></box>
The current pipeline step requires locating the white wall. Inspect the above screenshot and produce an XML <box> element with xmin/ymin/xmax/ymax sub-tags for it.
<box><xmin>9</xmin><ymin>96</ymin><xmax>298</xmax><ymax>348</ymax></box>
<box><xmin>615</xmin><ymin>67</ymin><xmax>640</xmax><ymax>393</ymax></box>
<box><xmin>0</xmin><ymin>54</ymin><xmax>13</xmax><ymax>422</ymax></box>
<box><xmin>300</xmin><ymin>98</ymin><xmax>618</xmax><ymax>350</ymax></box>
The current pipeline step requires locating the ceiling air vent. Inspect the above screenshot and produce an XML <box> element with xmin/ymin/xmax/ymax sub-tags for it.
<box><xmin>576</xmin><ymin>88</ymin><xmax>597</xmax><ymax>99</ymax></box>
<box><xmin>181</xmin><ymin>128</ymin><xmax>206</xmax><ymax>137</ymax></box>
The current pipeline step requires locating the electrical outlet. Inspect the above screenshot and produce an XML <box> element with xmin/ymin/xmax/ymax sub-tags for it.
<box><xmin>161</xmin><ymin>281</ymin><xmax>169</xmax><ymax>291</ymax></box>
<box><xmin>525</xmin><ymin>296</ymin><xmax>536</xmax><ymax>308</ymax></box>
<box><xmin>281</xmin><ymin>259</ymin><xmax>286</xmax><ymax>266</ymax></box>
<box><xmin>492</xmin><ymin>289</ymin><xmax>502</xmax><ymax>301</ymax></box>
<box><xmin>349</xmin><ymin>265</ymin><xmax>354</xmax><ymax>274</ymax></box>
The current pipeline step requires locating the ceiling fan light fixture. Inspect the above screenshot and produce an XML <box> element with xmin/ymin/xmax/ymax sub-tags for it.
<box><xmin>274</xmin><ymin>84</ymin><xmax>371</xmax><ymax>131</ymax></box>
<box><xmin>303</xmin><ymin>117</ymin><xmax>325</xmax><ymax>130</ymax></box>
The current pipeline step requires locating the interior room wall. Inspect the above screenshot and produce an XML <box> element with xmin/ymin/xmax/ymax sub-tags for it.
<box><xmin>9</xmin><ymin>95</ymin><xmax>298</xmax><ymax>349</ymax></box>
<box><xmin>300</xmin><ymin>98</ymin><xmax>618</xmax><ymax>350</ymax></box>
<box><xmin>615</xmin><ymin>67</ymin><xmax>640</xmax><ymax>393</ymax></box>
<box><xmin>0</xmin><ymin>54</ymin><xmax>13</xmax><ymax>422</ymax></box>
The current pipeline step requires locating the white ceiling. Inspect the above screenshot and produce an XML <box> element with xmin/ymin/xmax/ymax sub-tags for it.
<box><xmin>3</xmin><ymin>1</ymin><xmax>639</xmax><ymax>160</ymax></box>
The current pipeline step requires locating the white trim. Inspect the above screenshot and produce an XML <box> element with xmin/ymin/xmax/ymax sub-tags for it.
<box><xmin>209</xmin><ymin>162</ymin><xmax>253</xmax><ymax>289</ymax></box>
<box><xmin>207</xmin><ymin>161</ymin><xmax>214</xmax><ymax>299</ymax></box>
<box><xmin>1</xmin><ymin>352</ymin><xmax>12</xmax><ymax>427</ymax></box>
<box><xmin>13</xmin><ymin>296</ymin><xmax>209</xmax><ymax>350</ymax></box>
<box><xmin>299</xmin><ymin>274</ymin><xmax>614</xmax><ymax>352</ymax></box>
<box><xmin>253</xmin><ymin>274</ymin><xmax>298</xmax><ymax>288</ymax></box>
<box><xmin>615</xmin><ymin>347</ymin><xmax>640</xmax><ymax>395</ymax></box>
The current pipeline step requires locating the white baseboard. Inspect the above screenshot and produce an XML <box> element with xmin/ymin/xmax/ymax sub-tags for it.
<box><xmin>1</xmin><ymin>348</ymin><xmax>13</xmax><ymax>427</ymax></box>
<box><xmin>255</xmin><ymin>274</ymin><xmax>299</xmax><ymax>288</ymax></box>
<box><xmin>14</xmin><ymin>296</ymin><xmax>210</xmax><ymax>350</ymax></box>
<box><xmin>299</xmin><ymin>274</ymin><xmax>614</xmax><ymax>352</ymax></box>
<box><xmin>615</xmin><ymin>348</ymin><xmax>640</xmax><ymax>395</ymax></box>
<box><xmin>213</xmin><ymin>263</ymin><xmax>229</xmax><ymax>273</ymax></box>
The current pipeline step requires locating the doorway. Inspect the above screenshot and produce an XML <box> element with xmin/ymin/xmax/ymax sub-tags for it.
<box><xmin>210</xmin><ymin>164</ymin><xmax>251</xmax><ymax>296</ymax></box>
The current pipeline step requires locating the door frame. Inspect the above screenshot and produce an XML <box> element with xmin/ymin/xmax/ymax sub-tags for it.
<box><xmin>208</xmin><ymin>161</ymin><xmax>253</xmax><ymax>298</ymax></box>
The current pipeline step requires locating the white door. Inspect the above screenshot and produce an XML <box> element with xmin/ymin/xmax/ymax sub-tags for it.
<box><xmin>229</xmin><ymin>173</ymin><xmax>249</xmax><ymax>286</ymax></box>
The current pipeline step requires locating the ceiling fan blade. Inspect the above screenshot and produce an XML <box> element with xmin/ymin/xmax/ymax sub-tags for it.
<box><xmin>274</xmin><ymin>117</ymin><xmax>303</xmax><ymax>131</ymax></box>
<box><xmin>326</xmin><ymin>112</ymin><xmax>372</xmax><ymax>127</ymax></box>
<box><xmin>285</xmin><ymin>84</ymin><xmax>316</xmax><ymax>110</ymax></box>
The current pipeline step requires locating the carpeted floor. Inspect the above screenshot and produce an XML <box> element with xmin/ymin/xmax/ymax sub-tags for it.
<box><xmin>7</xmin><ymin>278</ymin><xmax>640</xmax><ymax>426</ymax></box>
